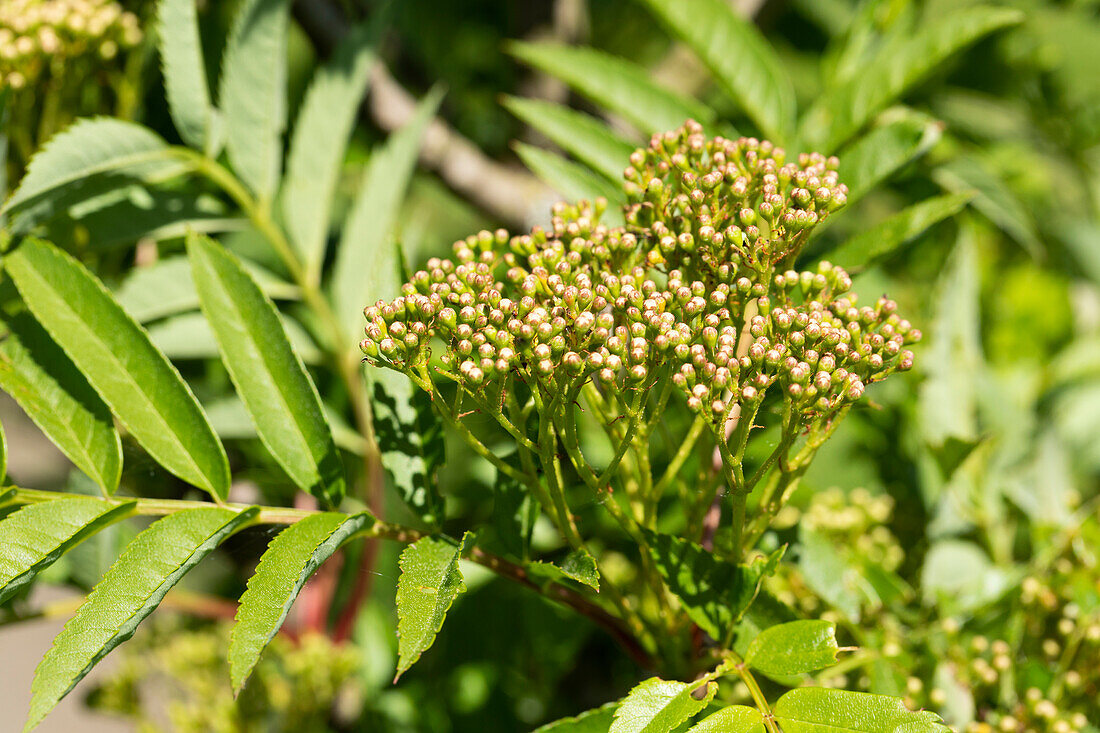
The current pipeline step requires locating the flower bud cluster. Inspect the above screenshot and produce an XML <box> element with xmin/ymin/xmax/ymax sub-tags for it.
<box><xmin>360</xmin><ymin>123</ymin><xmax>917</xmax><ymax>426</ymax></box>
<box><xmin>0</xmin><ymin>0</ymin><xmax>140</xmax><ymax>90</ymax></box>
<box><xmin>624</xmin><ymin>119</ymin><xmax>847</xmax><ymax>281</ymax></box>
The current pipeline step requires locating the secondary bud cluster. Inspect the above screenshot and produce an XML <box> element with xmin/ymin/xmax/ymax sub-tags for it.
<box><xmin>0</xmin><ymin>0</ymin><xmax>140</xmax><ymax>90</ymax></box>
<box><xmin>360</xmin><ymin>122</ymin><xmax>917</xmax><ymax>427</ymax></box>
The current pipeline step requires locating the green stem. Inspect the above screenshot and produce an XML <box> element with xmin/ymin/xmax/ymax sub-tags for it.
<box><xmin>726</xmin><ymin>652</ymin><xmax>781</xmax><ymax>733</ymax></box>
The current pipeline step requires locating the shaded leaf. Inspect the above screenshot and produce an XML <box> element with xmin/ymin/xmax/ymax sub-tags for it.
<box><xmin>282</xmin><ymin>22</ymin><xmax>379</xmax><ymax>277</ymax></box>
<box><xmin>921</xmin><ymin>540</ymin><xmax>1008</xmax><ymax>613</ymax></box>
<box><xmin>513</xmin><ymin>142</ymin><xmax>624</xmax><ymax>218</ymax></box>
<box><xmin>332</xmin><ymin>87</ymin><xmax>442</xmax><ymax>339</ymax></box>
<box><xmin>507</xmin><ymin>42</ymin><xmax>716</xmax><ymax>136</ymax></box>
<box><xmin>115</xmin><ymin>254</ymin><xmax>297</xmax><ymax>324</ymax></box>
<box><xmin>558</xmin><ymin>548</ymin><xmax>600</xmax><ymax>590</ymax></box>
<box><xmin>157</xmin><ymin>0</ymin><xmax>217</xmax><ymax>152</ymax></box>
<box><xmin>395</xmin><ymin>533</ymin><xmax>469</xmax><ymax>679</ymax></box>
<box><xmin>638</xmin><ymin>0</ymin><xmax>795</xmax><ymax>141</ymax></box>
<box><xmin>26</xmin><ymin>507</ymin><xmax>256</xmax><ymax>731</ymax></box>
<box><xmin>744</xmin><ymin>620</ymin><xmax>840</xmax><ymax>677</ymax></box>
<box><xmin>492</xmin><ymin>472</ymin><xmax>538</xmax><ymax>560</ymax></box>
<box><xmin>370</xmin><ymin>369</ymin><xmax>444</xmax><ymax>526</ymax></box>
<box><xmin>219</xmin><ymin>0</ymin><xmax>290</xmax><ymax>201</ymax></box>
<box><xmin>801</xmin><ymin>6</ymin><xmax>1023</xmax><ymax>150</ymax></box>
<box><xmin>229</xmin><ymin>511</ymin><xmax>373</xmax><ymax>692</ymax></box>
<box><xmin>5</xmin><ymin>238</ymin><xmax>230</xmax><ymax>500</ymax></box>
<box><xmin>187</xmin><ymin>233</ymin><xmax>345</xmax><ymax>507</ymax></box>
<box><xmin>202</xmin><ymin>395</ymin><xmax>365</xmax><ymax>455</ymax></box>
<box><xmin>826</xmin><ymin>192</ymin><xmax>973</xmax><ymax>271</ymax></box>
<box><xmin>0</xmin><ymin>312</ymin><xmax>122</xmax><ymax>493</ymax></box>
<box><xmin>798</xmin><ymin>526</ymin><xmax>861</xmax><ymax>622</ymax></box>
<box><xmin>774</xmin><ymin>688</ymin><xmax>950</xmax><ymax>732</ymax></box>
<box><xmin>0</xmin><ymin>498</ymin><xmax>134</xmax><ymax>605</ymax></box>
<box><xmin>685</xmin><ymin>705</ymin><xmax>764</xmax><ymax>733</ymax></box>
<box><xmin>933</xmin><ymin>157</ymin><xmax>1042</xmax><ymax>258</ymax></box>
<box><xmin>642</xmin><ymin>528</ymin><xmax>783</xmax><ymax>641</ymax></box>
<box><xmin>837</xmin><ymin>113</ymin><xmax>941</xmax><ymax>207</ymax></box>
<box><xmin>534</xmin><ymin>704</ymin><xmax>617</xmax><ymax>733</ymax></box>
<box><xmin>610</xmin><ymin>676</ymin><xmax>717</xmax><ymax>733</ymax></box>
<box><xmin>1</xmin><ymin>118</ymin><xmax>185</xmax><ymax>231</ymax></box>
<box><xmin>503</xmin><ymin>97</ymin><xmax>637</xmax><ymax>181</ymax></box>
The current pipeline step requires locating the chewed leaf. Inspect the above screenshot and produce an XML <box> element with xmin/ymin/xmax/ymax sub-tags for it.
<box><xmin>610</xmin><ymin>676</ymin><xmax>717</xmax><ymax>733</ymax></box>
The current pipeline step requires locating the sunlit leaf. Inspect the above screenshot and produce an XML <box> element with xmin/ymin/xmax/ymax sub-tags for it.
<box><xmin>395</xmin><ymin>533</ymin><xmax>469</xmax><ymax>679</ymax></box>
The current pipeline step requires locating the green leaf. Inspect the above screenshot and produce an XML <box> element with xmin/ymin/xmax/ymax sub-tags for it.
<box><xmin>837</xmin><ymin>113</ymin><xmax>942</xmax><ymax>207</ymax></box>
<box><xmin>685</xmin><ymin>706</ymin><xmax>764</xmax><ymax>733</ymax></box>
<box><xmin>115</xmin><ymin>254</ymin><xmax>298</xmax><ymax>324</ymax></box>
<box><xmin>0</xmin><ymin>498</ymin><xmax>134</xmax><ymax>605</ymax></box>
<box><xmin>370</xmin><ymin>369</ymin><xmax>445</xmax><ymax>526</ymax></box>
<box><xmin>920</xmin><ymin>540</ymin><xmax>1009</xmax><ymax>613</ymax></box>
<box><xmin>534</xmin><ymin>704</ymin><xmax>617</xmax><ymax>733</ymax></box>
<box><xmin>773</xmin><ymin>688</ymin><xmax>950</xmax><ymax>732</ymax></box>
<box><xmin>610</xmin><ymin>676</ymin><xmax>717</xmax><ymax>733</ymax></box>
<box><xmin>826</xmin><ymin>192</ymin><xmax>974</xmax><ymax>271</ymax></box>
<box><xmin>0</xmin><ymin>312</ymin><xmax>122</xmax><ymax>493</ymax></box>
<box><xmin>203</xmin><ymin>395</ymin><xmax>365</xmax><ymax>455</ymax></box>
<box><xmin>5</xmin><ymin>238</ymin><xmax>230</xmax><ymax>501</ymax></box>
<box><xmin>395</xmin><ymin>532</ymin><xmax>469</xmax><ymax>680</ymax></box>
<box><xmin>637</xmin><ymin>0</ymin><xmax>795</xmax><ymax>141</ymax></box>
<box><xmin>513</xmin><ymin>143</ymin><xmax>624</xmax><ymax>215</ymax></box>
<box><xmin>229</xmin><ymin>511</ymin><xmax>373</xmax><ymax>692</ymax></box>
<box><xmin>282</xmin><ymin>22</ymin><xmax>379</xmax><ymax>277</ymax></box>
<box><xmin>146</xmin><ymin>310</ymin><xmax>322</xmax><ymax>365</ymax></box>
<box><xmin>642</xmin><ymin>528</ymin><xmax>782</xmax><ymax>641</ymax></box>
<box><xmin>933</xmin><ymin>157</ymin><xmax>1042</xmax><ymax>258</ymax></box>
<box><xmin>801</xmin><ymin>6</ymin><xmax>1023</xmax><ymax>150</ymax></box>
<box><xmin>492</xmin><ymin>472</ymin><xmax>538</xmax><ymax>560</ymax></box>
<box><xmin>797</xmin><ymin>526</ymin><xmax>861</xmax><ymax>622</ymax></box>
<box><xmin>187</xmin><ymin>233</ymin><xmax>345</xmax><ymax>507</ymax></box>
<box><xmin>219</xmin><ymin>0</ymin><xmax>290</xmax><ymax>201</ymax></box>
<box><xmin>744</xmin><ymin>620</ymin><xmax>840</xmax><ymax>677</ymax></box>
<box><xmin>25</xmin><ymin>506</ymin><xmax>255</xmax><ymax>731</ymax></box>
<box><xmin>157</xmin><ymin>0</ymin><xmax>217</xmax><ymax>152</ymax></box>
<box><xmin>503</xmin><ymin>97</ymin><xmax>637</xmax><ymax>181</ymax></box>
<box><xmin>558</xmin><ymin>548</ymin><xmax>600</xmax><ymax>590</ymax></box>
<box><xmin>507</xmin><ymin>42</ymin><xmax>716</xmax><ymax>136</ymax></box>
<box><xmin>0</xmin><ymin>417</ymin><xmax>5</xmax><ymax>484</ymax></box>
<box><xmin>1</xmin><ymin>118</ymin><xmax>184</xmax><ymax>231</ymax></box>
<box><xmin>332</xmin><ymin>87</ymin><xmax>442</xmax><ymax>339</ymax></box>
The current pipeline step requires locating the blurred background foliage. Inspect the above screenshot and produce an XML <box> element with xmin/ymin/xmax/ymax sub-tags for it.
<box><xmin>2</xmin><ymin>0</ymin><xmax>1100</xmax><ymax>730</ymax></box>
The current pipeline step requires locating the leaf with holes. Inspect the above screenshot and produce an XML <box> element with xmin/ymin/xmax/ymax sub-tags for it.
<box><xmin>610</xmin><ymin>676</ymin><xmax>717</xmax><ymax>733</ymax></box>
<box><xmin>0</xmin><ymin>312</ymin><xmax>122</xmax><ymax>493</ymax></box>
<box><xmin>25</xmin><ymin>507</ymin><xmax>255</xmax><ymax>731</ymax></box>
<box><xmin>187</xmin><ymin>232</ymin><xmax>345</xmax><ymax>507</ymax></box>
<box><xmin>395</xmin><ymin>533</ymin><xmax>469</xmax><ymax>680</ymax></box>
<box><xmin>5</xmin><ymin>238</ymin><xmax>230</xmax><ymax>500</ymax></box>
<box><xmin>0</xmin><ymin>498</ymin><xmax>135</xmax><ymax>605</ymax></box>
<box><xmin>229</xmin><ymin>511</ymin><xmax>373</xmax><ymax>692</ymax></box>
<box><xmin>745</xmin><ymin>620</ymin><xmax>841</xmax><ymax>677</ymax></box>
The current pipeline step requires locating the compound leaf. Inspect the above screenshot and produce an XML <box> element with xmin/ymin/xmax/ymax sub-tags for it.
<box><xmin>187</xmin><ymin>233</ymin><xmax>345</xmax><ymax>507</ymax></box>
<box><xmin>25</xmin><ymin>507</ymin><xmax>255</xmax><ymax>731</ymax></box>
<box><xmin>837</xmin><ymin>114</ymin><xmax>942</xmax><ymax>207</ymax></box>
<box><xmin>395</xmin><ymin>533</ymin><xmax>469</xmax><ymax>679</ymax></box>
<box><xmin>282</xmin><ymin>22</ymin><xmax>379</xmax><ymax>277</ymax></box>
<box><xmin>0</xmin><ymin>498</ymin><xmax>135</xmax><ymax>605</ymax></box>
<box><xmin>513</xmin><ymin>142</ymin><xmax>624</xmax><ymax>215</ymax></box>
<box><xmin>801</xmin><ymin>6</ymin><xmax>1023</xmax><ymax>151</ymax></box>
<box><xmin>507</xmin><ymin>42</ymin><xmax>715</xmax><ymax>136</ymax></box>
<box><xmin>503</xmin><ymin>96</ymin><xmax>637</xmax><ymax>181</ymax></box>
<box><xmin>5</xmin><ymin>238</ymin><xmax>230</xmax><ymax>501</ymax></box>
<box><xmin>332</xmin><ymin>87</ymin><xmax>442</xmax><ymax>339</ymax></box>
<box><xmin>642</xmin><ymin>528</ymin><xmax>782</xmax><ymax>641</ymax></box>
<box><xmin>774</xmin><ymin>688</ymin><xmax>950</xmax><ymax>732</ymax></box>
<box><xmin>638</xmin><ymin>0</ymin><xmax>795</xmax><ymax>141</ymax></box>
<box><xmin>610</xmin><ymin>676</ymin><xmax>717</xmax><ymax>733</ymax></box>
<box><xmin>229</xmin><ymin>511</ymin><xmax>373</xmax><ymax>692</ymax></box>
<box><xmin>827</xmin><ymin>192</ymin><xmax>974</xmax><ymax>271</ymax></box>
<box><xmin>0</xmin><ymin>312</ymin><xmax>123</xmax><ymax>494</ymax></box>
<box><xmin>744</xmin><ymin>620</ymin><xmax>841</xmax><ymax>677</ymax></box>
<box><xmin>157</xmin><ymin>0</ymin><xmax>217</xmax><ymax>152</ymax></box>
<box><xmin>1</xmin><ymin>118</ymin><xmax>183</xmax><ymax>231</ymax></box>
<box><xmin>220</xmin><ymin>0</ymin><xmax>290</xmax><ymax>201</ymax></box>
